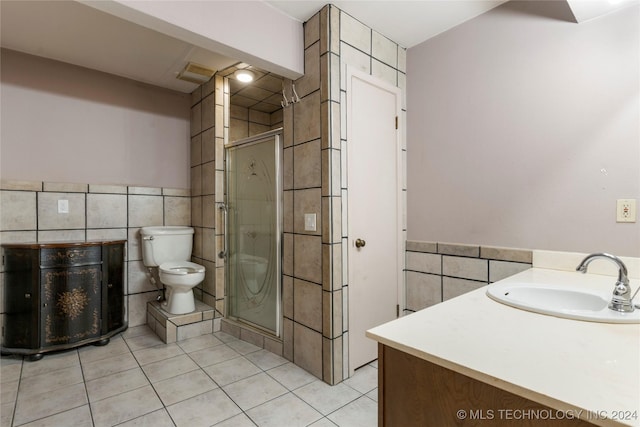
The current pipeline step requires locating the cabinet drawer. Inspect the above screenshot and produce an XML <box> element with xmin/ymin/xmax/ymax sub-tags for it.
<box><xmin>40</xmin><ymin>246</ymin><xmax>101</xmax><ymax>267</ymax></box>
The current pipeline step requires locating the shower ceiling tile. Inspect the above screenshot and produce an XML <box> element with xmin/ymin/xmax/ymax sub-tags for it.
<box><xmin>250</xmin><ymin>102</ymin><xmax>282</xmax><ymax>114</ymax></box>
<box><xmin>253</xmin><ymin>74</ymin><xmax>284</xmax><ymax>93</ymax></box>
<box><xmin>230</xmin><ymin>94</ymin><xmax>258</xmax><ymax>109</ymax></box>
<box><xmin>237</xmin><ymin>86</ymin><xmax>275</xmax><ymax>102</ymax></box>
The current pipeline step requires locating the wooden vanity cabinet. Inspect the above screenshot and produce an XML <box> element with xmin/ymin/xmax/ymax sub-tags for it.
<box><xmin>1</xmin><ymin>241</ymin><xmax>127</xmax><ymax>360</ymax></box>
<box><xmin>378</xmin><ymin>344</ymin><xmax>596</xmax><ymax>427</ymax></box>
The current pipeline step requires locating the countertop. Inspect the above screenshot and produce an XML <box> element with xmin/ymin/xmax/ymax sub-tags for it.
<box><xmin>366</xmin><ymin>268</ymin><xmax>640</xmax><ymax>427</ymax></box>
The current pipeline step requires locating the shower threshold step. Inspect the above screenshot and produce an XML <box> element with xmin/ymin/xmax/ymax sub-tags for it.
<box><xmin>147</xmin><ymin>300</ymin><xmax>215</xmax><ymax>344</ymax></box>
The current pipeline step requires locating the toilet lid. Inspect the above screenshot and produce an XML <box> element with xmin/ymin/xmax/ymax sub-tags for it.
<box><xmin>159</xmin><ymin>261</ymin><xmax>205</xmax><ymax>275</ymax></box>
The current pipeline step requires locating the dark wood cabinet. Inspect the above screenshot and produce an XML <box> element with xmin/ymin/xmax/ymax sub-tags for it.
<box><xmin>378</xmin><ymin>344</ymin><xmax>595</xmax><ymax>427</ymax></box>
<box><xmin>2</xmin><ymin>241</ymin><xmax>127</xmax><ymax>360</ymax></box>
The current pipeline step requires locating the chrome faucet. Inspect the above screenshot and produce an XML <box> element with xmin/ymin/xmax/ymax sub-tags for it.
<box><xmin>576</xmin><ymin>253</ymin><xmax>635</xmax><ymax>313</ymax></box>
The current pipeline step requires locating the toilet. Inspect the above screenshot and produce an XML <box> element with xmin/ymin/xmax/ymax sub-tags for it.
<box><xmin>140</xmin><ymin>226</ymin><xmax>205</xmax><ymax>314</ymax></box>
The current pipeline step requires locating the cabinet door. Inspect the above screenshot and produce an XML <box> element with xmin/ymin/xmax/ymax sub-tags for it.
<box><xmin>103</xmin><ymin>243</ymin><xmax>125</xmax><ymax>332</ymax></box>
<box><xmin>41</xmin><ymin>265</ymin><xmax>101</xmax><ymax>346</ymax></box>
<box><xmin>3</xmin><ymin>248</ymin><xmax>39</xmax><ymax>349</ymax></box>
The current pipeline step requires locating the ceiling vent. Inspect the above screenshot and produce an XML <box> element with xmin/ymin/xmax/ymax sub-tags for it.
<box><xmin>177</xmin><ymin>62</ymin><xmax>215</xmax><ymax>84</ymax></box>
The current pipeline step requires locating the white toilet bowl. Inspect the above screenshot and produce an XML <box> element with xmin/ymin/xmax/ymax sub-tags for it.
<box><xmin>159</xmin><ymin>261</ymin><xmax>205</xmax><ymax>314</ymax></box>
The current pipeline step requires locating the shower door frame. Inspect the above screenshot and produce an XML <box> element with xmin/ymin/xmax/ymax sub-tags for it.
<box><xmin>224</xmin><ymin>128</ymin><xmax>283</xmax><ymax>338</ymax></box>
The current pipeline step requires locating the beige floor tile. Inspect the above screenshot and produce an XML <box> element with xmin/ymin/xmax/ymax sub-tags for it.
<box><xmin>211</xmin><ymin>413</ymin><xmax>257</xmax><ymax>427</ymax></box>
<box><xmin>326</xmin><ymin>396</ymin><xmax>377</xmax><ymax>427</ymax></box>
<box><xmin>342</xmin><ymin>364</ymin><xmax>378</xmax><ymax>394</ymax></box>
<box><xmin>0</xmin><ymin>357</ymin><xmax>23</xmax><ymax>384</ymax></box>
<box><xmin>18</xmin><ymin>365</ymin><xmax>84</xmax><ymax>399</ymax></box>
<box><xmin>222</xmin><ymin>372</ymin><xmax>288</xmax><ymax>411</ymax></box>
<box><xmin>153</xmin><ymin>369</ymin><xmax>218</xmax><ymax>406</ymax></box>
<box><xmin>188</xmin><ymin>344</ymin><xmax>240</xmax><ymax>368</ymax></box>
<box><xmin>117</xmin><ymin>409</ymin><xmax>175</xmax><ymax>427</ymax></box>
<box><xmin>202</xmin><ymin>356</ymin><xmax>261</xmax><ymax>387</ymax></box>
<box><xmin>90</xmin><ymin>385</ymin><xmax>163</xmax><ymax>427</ymax></box>
<box><xmin>226</xmin><ymin>339</ymin><xmax>261</xmax><ymax>355</ymax></box>
<box><xmin>133</xmin><ymin>343</ymin><xmax>185</xmax><ymax>365</ymax></box>
<box><xmin>124</xmin><ymin>331</ymin><xmax>165</xmax><ymax>351</ymax></box>
<box><xmin>245</xmin><ymin>349</ymin><xmax>288</xmax><ymax>371</ymax></box>
<box><xmin>13</xmin><ymin>382</ymin><xmax>87</xmax><ymax>426</ymax></box>
<box><xmin>245</xmin><ymin>392</ymin><xmax>322</xmax><ymax>427</ymax></box>
<box><xmin>21</xmin><ymin>350</ymin><xmax>79</xmax><ymax>378</ymax></box>
<box><xmin>176</xmin><ymin>334</ymin><xmax>223</xmax><ymax>353</ymax></box>
<box><xmin>141</xmin><ymin>354</ymin><xmax>199</xmax><ymax>383</ymax></box>
<box><xmin>81</xmin><ymin>351</ymin><xmax>139</xmax><ymax>381</ymax></box>
<box><xmin>294</xmin><ymin>380</ymin><xmax>361</xmax><ymax>416</ymax></box>
<box><xmin>19</xmin><ymin>404</ymin><xmax>93</xmax><ymax>427</ymax></box>
<box><xmin>78</xmin><ymin>337</ymin><xmax>129</xmax><ymax>365</ymax></box>
<box><xmin>167</xmin><ymin>389</ymin><xmax>242</xmax><ymax>427</ymax></box>
<box><xmin>266</xmin><ymin>362</ymin><xmax>317</xmax><ymax>390</ymax></box>
<box><xmin>85</xmin><ymin>367</ymin><xmax>150</xmax><ymax>403</ymax></box>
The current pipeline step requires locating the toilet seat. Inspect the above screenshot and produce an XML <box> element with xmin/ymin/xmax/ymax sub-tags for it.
<box><xmin>159</xmin><ymin>261</ymin><xmax>205</xmax><ymax>275</ymax></box>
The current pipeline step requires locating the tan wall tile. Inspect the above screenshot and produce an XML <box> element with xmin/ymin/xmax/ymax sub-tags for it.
<box><xmin>443</xmin><ymin>277</ymin><xmax>485</xmax><ymax>301</ymax></box>
<box><xmin>406</xmin><ymin>271</ymin><xmax>441</xmax><ymax>311</ymax></box>
<box><xmin>294</xmin><ymin>139</ymin><xmax>321</xmax><ymax>189</ymax></box>
<box><xmin>443</xmin><ymin>256</ymin><xmax>488</xmax><ymax>282</ymax></box>
<box><xmin>293</xmin><ymin>322</ymin><xmax>323</xmax><ymax>378</ymax></box>
<box><xmin>293</xmin><ymin>278</ymin><xmax>322</xmax><ymax>331</ymax></box>
<box><xmin>38</xmin><ymin>192</ymin><xmax>85</xmax><ymax>230</ymax></box>
<box><xmin>87</xmin><ymin>194</ymin><xmax>127</xmax><ymax>228</ymax></box>
<box><xmin>1</xmin><ymin>191</ymin><xmax>36</xmax><ymax>231</ymax></box>
<box><xmin>293</xmin><ymin>234</ymin><xmax>322</xmax><ymax>283</ymax></box>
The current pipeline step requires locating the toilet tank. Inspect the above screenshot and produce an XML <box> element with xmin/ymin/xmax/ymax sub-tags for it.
<box><xmin>140</xmin><ymin>226</ymin><xmax>194</xmax><ymax>267</ymax></box>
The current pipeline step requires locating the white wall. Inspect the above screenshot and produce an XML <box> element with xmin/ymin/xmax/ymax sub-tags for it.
<box><xmin>0</xmin><ymin>49</ymin><xmax>191</xmax><ymax>188</ymax></box>
<box><xmin>406</xmin><ymin>1</ymin><xmax>640</xmax><ymax>257</ymax></box>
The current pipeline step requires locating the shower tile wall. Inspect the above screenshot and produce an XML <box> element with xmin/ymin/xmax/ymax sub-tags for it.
<box><xmin>0</xmin><ymin>180</ymin><xmax>191</xmax><ymax>331</ymax></box>
<box><xmin>282</xmin><ymin>5</ymin><xmax>407</xmax><ymax>385</ymax></box>
<box><xmin>190</xmin><ymin>76</ymin><xmax>226</xmax><ymax>317</ymax></box>
<box><xmin>188</xmin><ymin>4</ymin><xmax>407</xmax><ymax>386</ymax></box>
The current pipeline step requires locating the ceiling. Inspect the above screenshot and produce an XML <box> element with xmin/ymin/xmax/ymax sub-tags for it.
<box><xmin>1</xmin><ymin>0</ymin><xmax>637</xmax><ymax>96</ymax></box>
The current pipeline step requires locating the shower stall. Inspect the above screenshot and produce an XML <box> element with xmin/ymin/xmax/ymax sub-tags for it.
<box><xmin>224</xmin><ymin>129</ymin><xmax>282</xmax><ymax>337</ymax></box>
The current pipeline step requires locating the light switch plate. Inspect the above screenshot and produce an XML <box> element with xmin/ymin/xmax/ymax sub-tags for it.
<box><xmin>58</xmin><ymin>199</ymin><xmax>69</xmax><ymax>214</ymax></box>
<box><xmin>304</xmin><ymin>213</ymin><xmax>317</xmax><ymax>231</ymax></box>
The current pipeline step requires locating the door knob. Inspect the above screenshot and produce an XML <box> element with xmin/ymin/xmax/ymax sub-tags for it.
<box><xmin>355</xmin><ymin>238</ymin><xmax>366</xmax><ymax>248</ymax></box>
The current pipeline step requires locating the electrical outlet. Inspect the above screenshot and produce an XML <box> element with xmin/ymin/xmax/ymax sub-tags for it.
<box><xmin>616</xmin><ymin>199</ymin><xmax>636</xmax><ymax>223</ymax></box>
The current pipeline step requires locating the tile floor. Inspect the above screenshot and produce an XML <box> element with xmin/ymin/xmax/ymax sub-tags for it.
<box><xmin>1</xmin><ymin>325</ymin><xmax>378</xmax><ymax>427</ymax></box>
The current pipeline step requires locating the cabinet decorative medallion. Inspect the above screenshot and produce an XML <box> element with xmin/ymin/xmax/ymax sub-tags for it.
<box><xmin>56</xmin><ymin>288</ymin><xmax>89</xmax><ymax>319</ymax></box>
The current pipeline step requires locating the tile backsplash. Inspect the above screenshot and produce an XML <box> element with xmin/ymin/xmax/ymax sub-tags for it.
<box><xmin>405</xmin><ymin>241</ymin><xmax>532</xmax><ymax>313</ymax></box>
<box><xmin>0</xmin><ymin>179</ymin><xmax>191</xmax><ymax>329</ymax></box>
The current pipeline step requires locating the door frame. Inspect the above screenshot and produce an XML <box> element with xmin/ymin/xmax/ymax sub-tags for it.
<box><xmin>224</xmin><ymin>128</ymin><xmax>284</xmax><ymax>338</ymax></box>
<box><xmin>345</xmin><ymin>66</ymin><xmax>405</xmax><ymax>375</ymax></box>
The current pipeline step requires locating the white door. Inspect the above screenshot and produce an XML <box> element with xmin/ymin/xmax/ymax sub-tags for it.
<box><xmin>347</xmin><ymin>68</ymin><xmax>402</xmax><ymax>375</ymax></box>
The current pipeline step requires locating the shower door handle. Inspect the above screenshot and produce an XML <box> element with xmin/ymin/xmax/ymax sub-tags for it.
<box><xmin>217</xmin><ymin>202</ymin><xmax>227</xmax><ymax>259</ymax></box>
<box><xmin>355</xmin><ymin>238</ymin><xmax>366</xmax><ymax>249</ymax></box>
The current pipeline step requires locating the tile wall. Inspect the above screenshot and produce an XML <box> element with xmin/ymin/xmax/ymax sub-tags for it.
<box><xmin>405</xmin><ymin>241</ymin><xmax>532</xmax><ymax>313</ymax></box>
<box><xmin>189</xmin><ymin>76</ymin><xmax>226</xmax><ymax>317</ymax></box>
<box><xmin>190</xmin><ymin>5</ymin><xmax>407</xmax><ymax>385</ymax></box>
<box><xmin>280</xmin><ymin>5</ymin><xmax>408</xmax><ymax>384</ymax></box>
<box><xmin>0</xmin><ymin>180</ymin><xmax>191</xmax><ymax>330</ymax></box>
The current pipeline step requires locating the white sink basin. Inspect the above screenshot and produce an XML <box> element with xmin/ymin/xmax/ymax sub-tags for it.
<box><xmin>487</xmin><ymin>282</ymin><xmax>640</xmax><ymax>323</ymax></box>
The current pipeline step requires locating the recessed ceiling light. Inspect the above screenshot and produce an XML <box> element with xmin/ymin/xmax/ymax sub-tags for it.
<box><xmin>234</xmin><ymin>69</ymin><xmax>255</xmax><ymax>83</ymax></box>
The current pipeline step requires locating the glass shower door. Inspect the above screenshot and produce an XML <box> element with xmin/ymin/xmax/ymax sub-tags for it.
<box><xmin>226</xmin><ymin>130</ymin><xmax>282</xmax><ymax>336</ymax></box>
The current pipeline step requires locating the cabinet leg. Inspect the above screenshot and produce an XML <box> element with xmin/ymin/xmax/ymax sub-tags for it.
<box><xmin>93</xmin><ymin>338</ymin><xmax>110</xmax><ymax>346</ymax></box>
<box><xmin>27</xmin><ymin>353</ymin><xmax>44</xmax><ymax>362</ymax></box>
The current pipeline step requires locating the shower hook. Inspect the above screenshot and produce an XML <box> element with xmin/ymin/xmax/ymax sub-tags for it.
<box><xmin>281</xmin><ymin>83</ymin><xmax>289</xmax><ymax>108</ymax></box>
<box><xmin>291</xmin><ymin>83</ymin><xmax>300</xmax><ymax>104</ymax></box>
